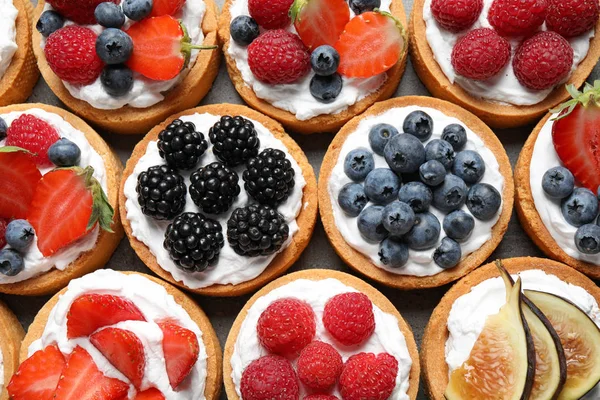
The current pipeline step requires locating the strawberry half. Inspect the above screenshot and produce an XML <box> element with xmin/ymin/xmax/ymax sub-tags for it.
<box><xmin>334</xmin><ymin>11</ymin><xmax>406</xmax><ymax>78</ymax></box>
<box><xmin>150</xmin><ymin>0</ymin><xmax>186</xmax><ymax>17</ymax></box>
<box><xmin>7</xmin><ymin>344</ymin><xmax>66</xmax><ymax>400</ymax></box>
<box><xmin>290</xmin><ymin>0</ymin><xmax>350</xmax><ymax>50</ymax></box>
<box><xmin>136</xmin><ymin>388</ymin><xmax>166</xmax><ymax>399</ymax></box>
<box><xmin>0</xmin><ymin>147</ymin><xmax>42</xmax><ymax>220</ymax></box>
<box><xmin>158</xmin><ymin>321</ymin><xmax>200</xmax><ymax>389</ymax></box>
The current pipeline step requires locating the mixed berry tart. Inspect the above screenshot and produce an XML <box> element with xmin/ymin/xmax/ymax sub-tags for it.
<box><xmin>223</xmin><ymin>269</ymin><xmax>420</xmax><ymax>400</ymax></box>
<box><xmin>217</xmin><ymin>0</ymin><xmax>408</xmax><ymax>134</ymax></box>
<box><xmin>31</xmin><ymin>0</ymin><xmax>220</xmax><ymax>135</ymax></box>
<box><xmin>410</xmin><ymin>0</ymin><xmax>600</xmax><ymax>128</ymax></box>
<box><xmin>318</xmin><ymin>96</ymin><xmax>514</xmax><ymax>289</ymax></box>
<box><xmin>0</xmin><ymin>104</ymin><xmax>123</xmax><ymax>296</ymax></box>
<box><xmin>8</xmin><ymin>269</ymin><xmax>223</xmax><ymax>400</ymax></box>
<box><xmin>0</xmin><ymin>301</ymin><xmax>23</xmax><ymax>400</ymax></box>
<box><xmin>119</xmin><ymin>104</ymin><xmax>318</xmax><ymax>296</ymax></box>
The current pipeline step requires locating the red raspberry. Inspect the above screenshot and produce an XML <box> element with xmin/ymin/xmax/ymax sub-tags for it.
<box><xmin>0</xmin><ymin>219</ymin><xmax>8</xmax><ymax>249</ymax></box>
<box><xmin>304</xmin><ymin>396</ymin><xmax>339</xmax><ymax>400</ymax></box>
<box><xmin>248</xmin><ymin>0</ymin><xmax>294</xmax><ymax>29</ymax></box>
<box><xmin>451</xmin><ymin>28</ymin><xmax>511</xmax><ymax>80</ymax></box>
<box><xmin>488</xmin><ymin>0</ymin><xmax>548</xmax><ymax>36</ymax></box>
<box><xmin>297</xmin><ymin>341</ymin><xmax>343</xmax><ymax>392</ymax></box>
<box><xmin>248</xmin><ymin>30</ymin><xmax>311</xmax><ymax>85</ymax></box>
<box><xmin>323</xmin><ymin>292</ymin><xmax>375</xmax><ymax>346</ymax></box>
<box><xmin>513</xmin><ymin>31</ymin><xmax>574</xmax><ymax>90</ymax></box>
<box><xmin>430</xmin><ymin>0</ymin><xmax>483</xmax><ymax>32</ymax></box>
<box><xmin>241</xmin><ymin>355</ymin><xmax>299</xmax><ymax>400</ymax></box>
<box><xmin>44</xmin><ymin>26</ymin><xmax>104</xmax><ymax>85</ymax></box>
<box><xmin>47</xmin><ymin>0</ymin><xmax>119</xmax><ymax>25</ymax></box>
<box><xmin>546</xmin><ymin>0</ymin><xmax>599</xmax><ymax>37</ymax></box>
<box><xmin>6</xmin><ymin>115</ymin><xmax>60</xmax><ymax>167</ymax></box>
<box><xmin>257</xmin><ymin>298</ymin><xmax>316</xmax><ymax>356</ymax></box>
<box><xmin>339</xmin><ymin>353</ymin><xmax>399</xmax><ymax>400</ymax></box>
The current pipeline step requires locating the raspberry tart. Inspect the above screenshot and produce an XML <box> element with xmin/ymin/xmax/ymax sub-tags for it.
<box><xmin>32</xmin><ymin>0</ymin><xmax>220</xmax><ymax>135</ymax></box>
<box><xmin>8</xmin><ymin>269</ymin><xmax>222</xmax><ymax>400</ymax></box>
<box><xmin>410</xmin><ymin>0</ymin><xmax>600</xmax><ymax>128</ymax></box>
<box><xmin>224</xmin><ymin>269</ymin><xmax>420</xmax><ymax>400</ymax></box>
<box><xmin>0</xmin><ymin>103</ymin><xmax>123</xmax><ymax>296</ymax></box>
<box><xmin>319</xmin><ymin>96</ymin><xmax>514</xmax><ymax>289</ymax></box>
<box><xmin>119</xmin><ymin>104</ymin><xmax>318</xmax><ymax>296</ymax></box>
<box><xmin>218</xmin><ymin>0</ymin><xmax>408</xmax><ymax>134</ymax></box>
<box><xmin>0</xmin><ymin>301</ymin><xmax>24</xmax><ymax>400</ymax></box>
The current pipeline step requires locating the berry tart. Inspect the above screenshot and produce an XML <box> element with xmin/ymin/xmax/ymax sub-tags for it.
<box><xmin>319</xmin><ymin>96</ymin><xmax>514</xmax><ymax>289</ymax></box>
<box><xmin>410</xmin><ymin>0</ymin><xmax>600</xmax><ymax>128</ymax></box>
<box><xmin>32</xmin><ymin>0</ymin><xmax>220</xmax><ymax>135</ymax></box>
<box><xmin>0</xmin><ymin>103</ymin><xmax>123</xmax><ymax>296</ymax></box>
<box><xmin>0</xmin><ymin>301</ymin><xmax>24</xmax><ymax>400</ymax></box>
<box><xmin>119</xmin><ymin>104</ymin><xmax>318</xmax><ymax>296</ymax></box>
<box><xmin>218</xmin><ymin>0</ymin><xmax>408</xmax><ymax>134</ymax></box>
<box><xmin>8</xmin><ymin>269</ymin><xmax>222</xmax><ymax>400</ymax></box>
<box><xmin>224</xmin><ymin>269</ymin><xmax>420</xmax><ymax>400</ymax></box>
<box><xmin>422</xmin><ymin>257</ymin><xmax>600</xmax><ymax>400</ymax></box>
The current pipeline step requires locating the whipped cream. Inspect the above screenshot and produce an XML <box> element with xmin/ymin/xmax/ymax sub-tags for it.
<box><xmin>40</xmin><ymin>0</ymin><xmax>206</xmax><ymax>110</ymax></box>
<box><xmin>446</xmin><ymin>268</ymin><xmax>600</xmax><ymax>399</ymax></box>
<box><xmin>230</xmin><ymin>278</ymin><xmax>413</xmax><ymax>399</ymax></box>
<box><xmin>0</xmin><ymin>0</ymin><xmax>18</xmax><ymax>80</ymax></box>
<box><xmin>123</xmin><ymin>113</ymin><xmax>307</xmax><ymax>289</ymax></box>
<box><xmin>227</xmin><ymin>0</ymin><xmax>393</xmax><ymax>121</ymax></box>
<box><xmin>327</xmin><ymin>105</ymin><xmax>505</xmax><ymax>276</ymax></box>
<box><xmin>422</xmin><ymin>0</ymin><xmax>595</xmax><ymax>106</ymax></box>
<box><xmin>28</xmin><ymin>269</ymin><xmax>209</xmax><ymax>400</ymax></box>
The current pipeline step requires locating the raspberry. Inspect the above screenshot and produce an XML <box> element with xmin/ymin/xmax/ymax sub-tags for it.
<box><xmin>546</xmin><ymin>0</ymin><xmax>599</xmax><ymax>37</ymax></box>
<box><xmin>241</xmin><ymin>355</ymin><xmax>299</xmax><ymax>400</ymax></box>
<box><xmin>451</xmin><ymin>28</ymin><xmax>511</xmax><ymax>80</ymax></box>
<box><xmin>513</xmin><ymin>31</ymin><xmax>574</xmax><ymax>90</ymax></box>
<box><xmin>0</xmin><ymin>219</ymin><xmax>8</xmax><ymax>249</ymax></box>
<box><xmin>488</xmin><ymin>0</ymin><xmax>547</xmax><ymax>36</ymax></box>
<box><xmin>430</xmin><ymin>0</ymin><xmax>483</xmax><ymax>32</ymax></box>
<box><xmin>248</xmin><ymin>0</ymin><xmax>294</xmax><ymax>29</ymax></box>
<box><xmin>323</xmin><ymin>292</ymin><xmax>375</xmax><ymax>346</ymax></box>
<box><xmin>257</xmin><ymin>298</ymin><xmax>316</xmax><ymax>356</ymax></box>
<box><xmin>304</xmin><ymin>396</ymin><xmax>339</xmax><ymax>400</ymax></box>
<box><xmin>248</xmin><ymin>30</ymin><xmax>311</xmax><ymax>85</ymax></box>
<box><xmin>339</xmin><ymin>353</ymin><xmax>399</xmax><ymax>400</ymax></box>
<box><xmin>44</xmin><ymin>26</ymin><xmax>104</xmax><ymax>85</ymax></box>
<box><xmin>47</xmin><ymin>0</ymin><xmax>119</xmax><ymax>24</ymax></box>
<box><xmin>297</xmin><ymin>341</ymin><xmax>343</xmax><ymax>392</ymax></box>
<box><xmin>6</xmin><ymin>114</ymin><xmax>60</xmax><ymax>167</ymax></box>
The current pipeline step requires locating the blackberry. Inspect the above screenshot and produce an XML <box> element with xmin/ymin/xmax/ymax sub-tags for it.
<box><xmin>136</xmin><ymin>165</ymin><xmax>186</xmax><ymax>220</ymax></box>
<box><xmin>158</xmin><ymin>119</ymin><xmax>208</xmax><ymax>170</ymax></box>
<box><xmin>243</xmin><ymin>148</ymin><xmax>295</xmax><ymax>207</ymax></box>
<box><xmin>209</xmin><ymin>116</ymin><xmax>260</xmax><ymax>167</ymax></box>
<box><xmin>164</xmin><ymin>212</ymin><xmax>224</xmax><ymax>272</ymax></box>
<box><xmin>190</xmin><ymin>162</ymin><xmax>241</xmax><ymax>215</ymax></box>
<box><xmin>227</xmin><ymin>204</ymin><xmax>289</xmax><ymax>257</ymax></box>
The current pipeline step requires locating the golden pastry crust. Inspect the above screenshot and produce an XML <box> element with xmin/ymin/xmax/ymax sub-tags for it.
<box><xmin>0</xmin><ymin>103</ymin><xmax>124</xmax><ymax>296</ymax></box>
<box><xmin>19</xmin><ymin>271</ymin><xmax>222</xmax><ymax>400</ymax></box>
<box><xmin>318</xmin><ymin>96</ymin><xmax>514</xmax><ymax>289</ymax></box>
<box><xmin>0</xmin><ymin>301</ymin><xmax>24</xmax><ymax>400</ymax></box>
<box><xmin>409</xmin><ymin>0</ymin><xmax>600</xmax><ymax>129</ymax></box>
<box><xmin>119</xmin><ymin>103</ymin><xmax>318</xmax><ymax>297</ymax></box>
<box><xmin>421</xmin><ymin>257</ymin><xmax>600</xmax><ymax>400</ymax></box>
<box><xmin>223</xmin><ymin>268</ymin><xmax>420</xmax><ymax>400</ymax></box>
<box><xmin>31</xmin><ymin>0</ymin><xmax>221</xmax><ymax>135</ymax></box>
<box><xmin>217</xmin><ymin>0</ymin><xmax>408</xmax><ymax>135</ymax></box>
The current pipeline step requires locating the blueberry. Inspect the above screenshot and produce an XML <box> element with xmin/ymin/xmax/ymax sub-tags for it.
<box><xmin>36</xmin><ymin>10</ymin><xmax>64</xmax><ymax>37</ymax></box>
<box><xmin>443</xmin><ymin>210</ymin><xmax>475</xmax><ymax>242</ymax></box>
<box><xmin>467</xmin><ymin>183</ymin><xmax>502</xmax><ymax>221</ymax></box>
<box><xmin>542</xmin><ymin>166</ymin><xmax>575</xmax><ymax>199</ymax></box>
<box><xmin>101</xmin><ymin>64</ymin><xmax>134</xmax><ymax>97</ymax></box>
<box><xmin>344</xmin><ymin>148</ymin><xmax>374</xmax><ymax>181</ymax></box>
<box><xmin>48</xmin><ymin>138</ymin><xmax>81</xmax><ymax>167</ymax></box>
<box><xmin>96</xmin><ymin>29</ymin><xmax>133</xmax><ymax>65</ymax></box>
<box><xmin>442</xmin><ymin>124</ymin><xmax>467</xmax><ymax>151</ymax></box>
<box><xmin>382</xmin><ymin>201</ymin><xmax>415</xmax><ymax>236</ymax></box>
<box><xmin>349</xmin><ymin>0</ymin><xmax>381</xmax><ymax>14</ymax></box>
<box><xmin>433</xmin><ymin>237</ymin><xmax>462</xmax><ymax>269</ymax></box>
<box><xmin>0</xmin><ymin>249</ymin><xmax>24</xmax><ymax>276</ymax></box>
<box><xmin>94</xmin><ymin>2</ymin><xmax>125</xmax><ymax>28</ymax></box>
<box><xmin>575</xmin><ymin>224</ymin><xmax>600</xmax><ymax>254</ymax></box>
<box><xmin>398</xmin><ymin>181</ymin><xmax>432</xmax><ymax>213</ymax></box>
<box><xmin>368</xmin><ymin>124</ymin><xmax>399</xmax><ymax>156</ymax></box>
<box><xmin>310</xmin><ymin>45</ymin><xmax>340</xmax><ymax>76</ymax></box>
<box><xmin>364</xmin><ymin>168</ymin><xmax>401</xmax><ymax>205</ymax></box>
<box><xmin>338</xmin><ymin>183</ymin><xmax>368</xmax><ymax>217</ymax></box>
<box><xmin>404</xmin><ymin>212</ymin><xmax>441</xmax><ymax>250</ymax></box>
<box><xmin>561</xmin><ymin>188</ymin><xmax>599</xmax><ymax>227</ymax></box>
<box><xmin>357</xmin><ymin>206</ymin><xmax>388</xmax><ymax>242</ymax></box>
<box><xmin>403</xmin><ymin>111</ymin><xmax>433</xmax><ymax>142</ymax></box>
<box><xmin>432</xmin><ymin>174</ymin><xmax>467</xmax><ymax>213</ymax></box>
<box><xmin>425</xmin><ymin>139</ymin><xmax>455</xmax><ymax>170</ymax></box>
<box><xmin>0</xmin><ymin>117</ymin><xmax>7</xmax><ymax>141</ymax></box>
<box><xmin>230</xmin><ymin>15</ymin><xmax>260</xmax><ymax>46</ymax></box>
<box><xmin>122</xmin><ymin>0</ymin><xmax>153</xmax><ymax>21</ymax></box>
<box><xmin>5</xmin><ymin>220</ymin><xmax>35</xmax><ymax>251</ymax></box>
<box><xmin>452</xmin><ymin>150</ymin><xmax>485</xmax><ymax>184</ymax></box>
<box><xmin>419</xmin><ymin>160</ymin><xmax>446</xmax><ymax>186</ymax></box>
<box><xmin>310</xmin><ymin>73</ymin><xmax>343</xmax><ymax>103</ymax></box>
<box><xmin>384</xmin><ymin>134</ymin><xmax>426</xmax><ymax>174</ymax></box>
<box><xmin>378</xmin><ymin>237</ymin><xmax>409</xmax><ymax>268</ymax></box>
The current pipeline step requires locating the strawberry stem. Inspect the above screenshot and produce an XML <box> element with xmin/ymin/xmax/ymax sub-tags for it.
<box><xmin>69</xmin><ymin>166</ymin><xmax>114</xmax><ymax>233</ymax></box>
<box><xmin>551</xmin><ymin>80</ymin><xmax>600</xmax><ymax>120</ymax></box>
<box><xmin>0</xmin><ymin>146</ymin><xmax>34</xmax><ymax>154</ymax></box>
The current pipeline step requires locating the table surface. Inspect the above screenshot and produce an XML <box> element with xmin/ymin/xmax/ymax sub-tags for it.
<box><xmin>5</xmin><ymin>1</ymin><xmax>600</xmax><ymax>398</ymax></box>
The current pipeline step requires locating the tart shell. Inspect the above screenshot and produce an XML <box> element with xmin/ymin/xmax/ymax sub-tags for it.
<box><xmin>0</xmin><ymin>301</ymin><xmax>24</xmax><ymax>400</ymax></box>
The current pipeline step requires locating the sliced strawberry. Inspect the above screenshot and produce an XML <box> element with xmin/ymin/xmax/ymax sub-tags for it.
<box><xmin>158</xmin><ymin>321</ymin><xmax>200</xmax><ymax>389</ymax></box>
<box><xmin>0</xmin><ymin>218</ymin><xmax>8</xmax><ymax>248</ymax></box>
<box><xmin>0</xmin><ymin>148</ymin><xmax>42</xmax><ymax>219</ymax></box>
<box><xmin>290</xmin><ymin>0</ymin><xmax>350</xmax><ymax>50</ymax></box>
<box><xmin>6</xmin><ymin>114</ymin><xmax>60</xmax><ymax>167</ymax></box>
<box><xmin>7</xmin><ymin>344</ymin><xmax>66</xmax><ymax>400</ymax></box>
<box><xmin>150</xmin><ymin>0</ymin><xmax>185</xmax><ymax>17</ymax></box>
<box><xmin>136</xmin><ymin>388</ymin><xmax>166</xmax><ymax>399</ymax></box>
<box><xmin>67</xmin><ymin>294</ymin><xmax>146</xmax><ymax>338</ymax></box>
<box><xmin>335</xmin><ymin>11</ymin><xmax>406</xmax><ymax>78</ymax></box>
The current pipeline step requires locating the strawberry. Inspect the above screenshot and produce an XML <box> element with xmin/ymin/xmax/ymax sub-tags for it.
<box><xmin>0</xmin><ymin>218</ymin><xmax>8</xmax><ymax>248</ymax></box>
<box><xmin>0</xmin><ymin>147</ymin><xmax>42</xmax><ymax>220</ymax></box>
<box><xmin>290</xmin><ymin>0</ymin><xmax>350</xmax><ymax>50</ymax></box>
<box><xmin>7</xmin><ymin>344</ymin><xmax>66</xmax><ymax>400</ymax></box>
<box><xmin>6</xmin><ymin>114</ymin><xmax>60</xmax><ymax>166</ymax></box>
<box><xmin>136</xmin><ymin>388</ymin><xmax>166</xmax><ymax>400</ymax></box>
<box><xmin>150</xmin><ymin>0</ymin><xmax>186</xmax><ymax>17</ymax></box>
<box><xmin>47</xmin><ymin>0</ymin><xmax>119</xmax><ymax>24</ymax></box>
<box><xmin>158</xmin><ymin>321</ymin><xmax>200</xmax><ymax>389</ymax></box>
<box><xmin>335</xmin><ymin>11</ymin><xmax>406</xmax><ymax>78</ymax></box>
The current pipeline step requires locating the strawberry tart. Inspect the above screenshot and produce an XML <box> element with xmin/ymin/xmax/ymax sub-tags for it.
<box><xmin>0</xmin><ymin>103</ymin><xmax>123</xmax><ymax>296</ymax></box>
<box><xmin>319</xmin><ymin>96</ymin><xmax>514</xmax><ymax>289</ymax></box>
<box><xmin>224</xmin><ymin>269</ymin><xmax>420</xmax><ymax>400</ymax></box>
<box><xmin>218</xmin><ymin>0</ymin><xmax>408</xmax><ymax>134</ymax></box>
<box><xmin>0</xmin><ymin>301</ymin><xmax>24</xmax><ymax>400</ymax></box>
<box><xmin>410</xmin><ymin>0</ymin><xmax>600</xmax><ymax>128</ymax></box>
<box><xmin>120</xmin><ymin>104</ymin><xmax>318</xmax><ymax>296</ymax></box>
<box><xmin>7</xmin><ymin>269</ymin><xmax>222</xmax><ymax>400</ymax></box>
<box><xmin>32</xmin><ymin>0</ymin><xmax>220</xmax><ymax>135</ymax></box>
